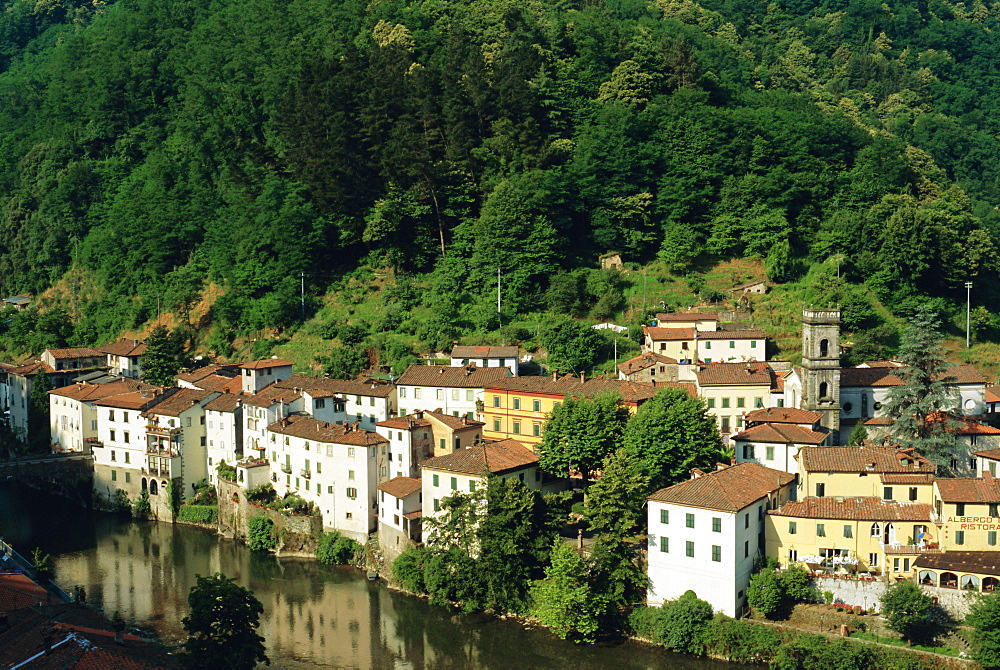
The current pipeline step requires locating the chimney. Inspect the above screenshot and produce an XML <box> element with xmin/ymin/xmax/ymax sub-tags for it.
<box><xmin>580</xmin><ymin>371</ymin><xmax>586</xmax><ymax>384</ymax></box>
<box><xmin>552</xmin><ymin>370</ymin><xmax>558</xmax><ymax>382</ymax></box>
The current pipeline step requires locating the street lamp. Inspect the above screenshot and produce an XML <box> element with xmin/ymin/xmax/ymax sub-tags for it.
<box><xmin>966</xmin><ymin>281</ymin><xmax>973</xmax><ymax>348</ymax></box>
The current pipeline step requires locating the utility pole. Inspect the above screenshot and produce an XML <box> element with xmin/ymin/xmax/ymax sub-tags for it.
<box><xmin>300</xmin><ymin>271</ymin><xmax>306</xmax><ymax>320</ymax></box>
<box><xmin>966</xmin><ymin>281</ymin><xmax>973</xmax><ymax>348</ymax></box>
<box><xmin>497</xmin><ymin>267</ymin><xmax>501</xmax><ymax>328</ymax></box>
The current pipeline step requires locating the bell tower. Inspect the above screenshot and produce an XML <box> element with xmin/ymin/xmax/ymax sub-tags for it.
<box><xmin>801</xmin><ymin>309</ymin><xmax>841</xmax><ymax>444</ymax></box>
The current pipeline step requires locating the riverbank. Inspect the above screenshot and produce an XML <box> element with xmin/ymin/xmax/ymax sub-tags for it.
<box><xmin>0</xmin><ymin>482</ymin><xmax>742</xmax><ymax>669</ymax></box>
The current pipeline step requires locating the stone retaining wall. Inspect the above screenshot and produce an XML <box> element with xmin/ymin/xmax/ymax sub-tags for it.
<box><xmin>217</xmin><ymin>479</ymin><xmax>322</xmax><ymax>555</ymax></box>
<box><xmin>814</xmin><ymin>577</ymin><xmax>886</xmax><ymax>613</ymax></box>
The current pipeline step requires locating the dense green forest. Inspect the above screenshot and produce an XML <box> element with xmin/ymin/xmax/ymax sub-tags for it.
<box><xmin>1</xmin><ymin>0</ymin><xmax>999</xmax><ymax>360</ymax></box>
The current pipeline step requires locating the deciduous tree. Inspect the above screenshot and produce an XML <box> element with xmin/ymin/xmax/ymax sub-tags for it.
<box><xmin>538</xmin><ymin>392</ymin><xmax>628</xmax><ymax>484</ymax></box>
<box><xmin>182</xmin><ymin>573</ymin><xmax>269</xmax><ymax>669</ymax></box>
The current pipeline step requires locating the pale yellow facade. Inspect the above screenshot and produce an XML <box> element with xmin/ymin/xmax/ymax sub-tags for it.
<box><xmin>700</xmin><ymin>383</ymin><xmax>771</xmax><ymax>433</ymax></box>
<box><xmin>766</xmin><ymin>511</ymin><xmax>934</xmax><ymax>580</ymax></box>
<box><xmin>932</xmin><ymin>499</ymin><xmax>1000</xmax><ymax>552</ymax></box>
<box><xmin>799</xmin><ymin>471</ymin><xmax>935</xmax><ymax>506</ymax></box>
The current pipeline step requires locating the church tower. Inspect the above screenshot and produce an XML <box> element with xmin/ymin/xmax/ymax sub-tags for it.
<box><xmin>801</xmin><ymin>309</ymin><xmax>841</xmax><ymax>444</ymax></box>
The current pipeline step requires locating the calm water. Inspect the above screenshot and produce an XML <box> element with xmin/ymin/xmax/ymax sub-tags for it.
<box><xmin>0</xmin><ymin>483</ymin><xmax>746</xmax><ymax>669</ymax></box>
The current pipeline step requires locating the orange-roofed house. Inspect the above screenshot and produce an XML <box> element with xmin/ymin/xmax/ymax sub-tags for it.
<box><xmin>795</xmin><ymin>444</ymin><xmax>937</xmax><ymax>505</ymax></box>
<box><xmin>264</xmin><ymin>414</ymin><xmax>389</xmax><ymax>541</ymax></box>
<box><xmin>240</xmin><ymin>357</ymin><xmax>295</xmax><ymax>394</ymax></box>
<box><xmin>48</xmin><ymin>378</ymin><xmax>154</xmax><ymax>453</ymax></box>
<box><xmin>450</xmin><ymin>345</ymin><xmax>520</xmax><ymax>376</ymax></box>
<box><xmin>96</xmin><ymin>339</ymin><xmax>148</xmax><ymax>378</ymax></box>
<box><xmin>695</xmin><ymin>362</ymin><xmax>781</xmax><ymax>436</ymax></box>
<box><xmin>376</xmin><ymin>476</ymin><xmax>423</xmax><ymax>561</ymax></box>
<box><xmin>375</xmin><ymin>410</ymin><xmax>484</xmax><ymax>480</ymax></box>
<box><xmin>396</xmin><ymin>364</ymin><xmax>511</xmax><ymax>422</ymax></box>
<box><xmin>646</xmin><ymin>462</ymin><xmax>795</xmax><ymax>616</ymax></box>
<box><xmin>273</xmin><ymin>375</ymin><xmax>397</xmax><ymax>430</ymax></box>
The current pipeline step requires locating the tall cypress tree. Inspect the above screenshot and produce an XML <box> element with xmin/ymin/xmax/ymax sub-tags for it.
<box><xmin>882</xmin><ymin>306</ymin><xmax>962</xmax><ymax>470</ymax></box>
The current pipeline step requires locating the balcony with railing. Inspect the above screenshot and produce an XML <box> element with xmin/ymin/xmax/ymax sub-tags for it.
<box><xmin>300</xmin><ymin>469</ymin><xmax>311</xmax><ymax>479</ymax></box>
<box><xmin>883</xmin><ymin>543</ymin><xmax>942</xmax><ymax>555</ymax></box>
<box><xmin>280</xmin><ymin>464</ymin><xmax>292</xmax><ymax>474</ymax></box>
<box><xmin>145</xmin><ymin>422</ymin><xmax>182</xmax><ymax>437</ymax></box>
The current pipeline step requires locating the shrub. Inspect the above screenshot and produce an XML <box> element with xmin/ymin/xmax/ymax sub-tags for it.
<box><xmin>392</xmin><ymin>546</ymin><xmax>428</xmax><ymax>595</ymax></box>
<box><xmin>178</xmin><ymin>505</ymin><xmax>218</xmax><ymax>524</ymax></box>
<box><xmin>702</xmin><ymin>616</ymin><xmax>781</xmax><ymax>664</ymax></box>
<box><xmin>627</xmin><ymin>606</ymin><xmax>661</xmax><ymax>641</ymax></box>
<box><xmin>655</xmin><ymin>591</ymin><xmax>713</xmax><ymax>655</ymax></box>
<box><xmin>246</xmin><ymin>483</ymin><xmax>276</xmax><ymax>506</ymax></box>
<box><xmin>247</xmin><ymin>515</ymin><xmax>276</xmax><ymax>552</ymax></box>
<box><xmin>132</xmin><ymin>490</ymin><xmax>151</xmax><ymax>517</ymax></box>
<box><xmin>215</xmin><ymin>460</ymin><xmax>237</xmax><ymax>482</ymax></box>
<box><xmin>880</xmin><ymin>581</ymin><xmax>934</xmax><ymax>644</ymax></box>
<box><xmin>315</xmin><ymin>531</ymin><xmax>361</xmax><ymax>565</ymax></box>
<box><xmin>112</xmin><ymin>489</ymin><xmax>131</xmax><ymax>513</ymax></box>
<box><xmin>747</xmin><ymin>568</ymin><xmax>783</xmax><ymax>618</ymax></box>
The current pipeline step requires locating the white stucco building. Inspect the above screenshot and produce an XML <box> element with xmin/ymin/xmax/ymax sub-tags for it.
<box><xmin>395</xmin><ymin>365</ymin><xmax>511</xmax><ymax>420</ymax></box>
<box><xmin>450</xmin><ymin>346</ymin><xmax>520</xmax><ymax>376</ymax></box>
<box><xmin>646</xmin><ymin>462</ymin><xmax>795</xmax><ymax>617</ymax></box>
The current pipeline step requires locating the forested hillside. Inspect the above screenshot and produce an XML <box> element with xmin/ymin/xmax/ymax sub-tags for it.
<box><xmin>1</xmin><ymin>0</ymin><xmax>999</xmax><ymax>359</ymax></box>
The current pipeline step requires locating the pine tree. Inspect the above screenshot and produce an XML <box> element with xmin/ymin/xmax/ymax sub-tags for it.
<box><xmin>28</xmin><ymin>371</ymin><xmax>51</xmax><ymax>453</ymax></box>
<box><xmin>142</xmin><ymin>325</ymin><xmax>182</xmax><ymax>385</ymax></box>
<box><xmin>882</xmin><ymin>306</ymin><xmax>962</xmax><ymax>470</ymax></box>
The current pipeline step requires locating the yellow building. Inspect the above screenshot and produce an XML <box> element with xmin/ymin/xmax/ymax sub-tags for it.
<box><xmin>797</xmin><ymin>445</ymin><xmax>937</xmax><ymax>505</ymax></box>
<box><xmin>481</xmin><ymin>374</ymin><xmax>661</xmax><ymax>447</ymax></box>
<box><xmin>766</xmin><ymin>496</ymin><xmax>936</xmax><ymax>580</ymax></box>
<box><xmin>933</xmin><ymin>475</ymin><xmax>1000</xmax><ymax>551</ymax></box>
<box><xmin>695</xmin><ymin>362</ymin><xmax>778</xmax><ymax>434</ymax></box>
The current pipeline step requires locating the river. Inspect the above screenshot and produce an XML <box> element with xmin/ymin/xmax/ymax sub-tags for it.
<box><xmin>0</xmin><ymin>483</ymin><xmax>746</xmax><ymax>669</ymax></box>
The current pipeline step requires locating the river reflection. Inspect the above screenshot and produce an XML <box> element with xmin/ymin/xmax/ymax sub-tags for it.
<box><xmin>0</xmin><ymin>484</ymin><xmax>747</xmax><ymax>669</ymax></box>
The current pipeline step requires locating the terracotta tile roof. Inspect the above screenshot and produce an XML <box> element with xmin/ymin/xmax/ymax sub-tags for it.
<box><xmin>7</xmin><ymin>360</ymin><xmax>54</xmax><ymax>376</ymax></box>
<box><xmin>744</xmin><ymin>407</ymin><xmax>822</xmax><ymax>425</ymax></box>
<box><xmin>424</xmin><ymin>409</ymin><xmax>484</xmax><ymax>430</ymax></box>
<box><xmin>94</xmin><ymin>387</ymin><xmax>177</xmax><ymax>411</ymax></box>
<box><xmin>403</xmin><ymin>510</ymin><xmax>422</xmax><ymax>520</ymax></box>
<box><xmin>987</xmin><ymin>385</ymin><xmax>1000</xmax><ymax>404</ymax></box>
<box><xmin>769</xmin><ymin>497</ymin><xmax>933</xmax><ymax>521</ymax></box>
<box><xmin>49</xmin><ymin>379</ymin><xmax>152</xmax><ymax>402</ymax></box>
<box><xmin>924</xmin><ymin>413</ymin><xmax>1000</xmax><ymax>435</ymax></box>
<box><xmin>204</xmin><ymin>393</ymin><xmax>244</xmax><ymax>412</ymax></box>
<box><xmin>880</xmin><ymin>473</ymin><xmax>936</xmax><ymax>484</ymax></box>
<box><xmin>266</xmin><ymin>414</ymin><xmax>388</xmax><ymax>446</ymax></box>
<box><xmin>914</xmin><ymin>552</ymin><xmax>1000</xmax><ymax>576</ymax></box>
<box><xmin>240</xmin><ymin>384</ymin><xmax>302</xmax><ymax>408</ymax></box>
<box><xmin>698</xmin><ymin>329</ymin><xmax>765</xmax><ymax>340</ymax></box>
<box><xmin>856</xmin><ymin>360</ymin><xmax>902</xmax><ymax>368</ymax></box>
<box><xmin>731</xmin><ymin>423</ymin><xmax>829</xmax><ymax>445</ymax></box>
<box><xmin>655</xmin><ymin>312</ymin><xmax>718</xmax><ymax>322</ymax></box>
<box><xmin>485</xmin><ymin>374</ymin><xmax>660</xmax><ymax>403</ymax></box>
<box><xmin>97</xmin><ymin>340</ymin><xmax>147</xmax><ymax>357</ymax></box>
<box><xmin>397</xmin><ymin>364</ymin><xmax>511</xmax><ymax>388</ymax></box>
<box><xmin>0</xmin><ymin>572</ymin><xmax>53</xmax><ymax>610</ymax></box>
<box><xmin>141</xmin><ymin>388</ymin><xmax>214</xmax><ymax>417</ymax></box>
<box><xmin>377</xmin><ymin>476</ymin><xmax>422</xmax><ymax>498</ymax></box>
<box><xmin>177</xmin><ymin>363</ymin><xmax>242</xmax><ymax>384</ymax></box>
<box><xmin>240</xmin><ymin>358</ymin><xmax>295</xmax><ymax>370</ymax></box>
<box><xmin>975</xmin><ymin>448</ymin><xmax>1000</xmax><ymax>460</ymax></box>
<box><xmin>375</xmin><ymin>414</ymin><xmax>431</xmax><ymax>430</ymax></box>
<box><xmin>935</xmin><ymin>475</ymin><xmax>1000</xmax><ymax>503</ymax></box>
<box><xmin>841</xmin><ymin>364</ymin><xmax>986</xmax><ymax>387</ymax></box>
<box><xmin>190</xmin><ymin>373</ymin><xmax>240</xmax><ymax>392</ymax></box>
<box><xmin>45</xmin><ymin>347</ymin><xmax>103</xmax><ymax>359</ymax></box>
<box><xmin>420</xmin><ymin>439</ymin><xmax>538</xmax><ymax>476</ymax></box>
<box><xmin>863</xmin><ymin>417</ymin><xmax>894</xmax><ymax>425</ymax></box>
<box><xmin>273</xmin><ymin>374</ymin><xmax>395</xmax><ymax>398</ymax></box>
<box><xmin>647</xmin><ymin>462</ymin><xmax>794</xmax><ymax>512</ymax></box>
<box><xmin>617</xmin><ymin>352</ymin><xmax>677</xmax><ymax>375</ymax></box>
<box><xmin>798</xmin><ymin>445</ymin><xmax>936</xmax><ymax>474</ymax></box>
<box><xmin>451</xmin><ymin>345</ymin><xmax>519</xmax><ymax>359</ymax></box>
<box><xmin>642</xmin><ymin>326</ymin><xmax>695</xmax><ymax>341</ymax></box>
<box><xmin>695</xmin><ymin>361</ymin><xmax>775</xmax><ymax>387</ymax></box>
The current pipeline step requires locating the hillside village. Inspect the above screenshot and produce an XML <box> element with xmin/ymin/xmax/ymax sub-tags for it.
<box><xmin>3</xmin><ymin>308</ymin><xmax>1000</xmax><ymax>623</ymax></box>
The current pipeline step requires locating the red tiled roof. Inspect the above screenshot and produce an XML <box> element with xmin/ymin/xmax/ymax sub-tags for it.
<box><xmin>204</xmin><ymin>393</ymin><xmax>244</xmax><ymax>412</ymax></box>
<box><xmin>486</xmin><ymin>374</ymin><xmax>660</xmax><ymax>403</ymax></box>
<box><xmin>731</xmin><ymin>423</ymin><xmax>829</xmax><ymax>445</ymax></box>
<box><xmin>177</xmin><ymin>364</ymin><xmax>242</xmax><ymax>384</ymax></box>
<box><xmin>841</xmin><ymin>364</ymin><xmax>986</xmax><ymax>387</ymax></box>
<box><xmin>97</xmin><ymin>340</ymin><xmax>147</xmax><ymax>357</ymax></box>
<box><xmin>240</xmin><ymin>384</ymin><xmax>302</xmax><ymax>408</ymax></box>
<box><xmin>924</xmin><ymin>413</ymin><xmax>1000</xmax><ymax>435</ymax></box>
<box><xmin>617</xmin><ymin>352</ymin><xmax>678</xmax><ymax>375</ymax></box>
<box><xmin>880</xmin><ymin>473</ymin><xmax>935</xmax><ymax>484</ymax></box>
<box><xmin>643</xmin><ymin>326</ymin><xmax>695</xmax><ymax>341</ymax></box>
<box><xmin>647</xmin><ymin>462</ymin><xmax>794</xmax><ymax>512</ymax></box>
<box><xmin>375</xmin><ymin>415</ymin><xmax>431</xmax><ymax>430</ymax></box>
<box><xmin>6</xmin><ymin>360</ymin><xmax>54</xmax><ymax>376</ymax></box>
<box><xmin>49</xmin><ymin>379</ymin><xmax>152</xmax><ymax>402</ymax></box>
<box><xmin>0</xmin><ymin>572</ymin><xmax>53</xmax><ymax>610</ymax></box>
<box><xmin>769</xmin><ymin>497</ymin><xmax>933</xmax><ymax>521</ymax></box>
<box><xmin>695</xmin><ymin>361</ymin><xmax>775</xmax><ymax>387</ymax></box>
<box><xmin>914</xmin><ymin>552</ymin><xmax>1000</xmax><ymax>576</ymax></box>
<box><xmin>744</xmin><ymin>407</ymin><xmax>822</xmax><ymax>425</ymax></box>
<box><xmin>240</xmin><ymin>358</ymin><xmax>295</xmax><ymax>370</ymax></box>
<box><xmin>420</xmin><ymin>439</ymin><xmax>538</xmax><ymax>476</ymax></box>
<box><xmin>975</xmin><ymin>448</ymin><xmax>1000</xmax><ymax>460</ymax></box>
<box><xmin>987</xmin><ymin>385</ymin><xmax>1000</xmax><ymax>404</ymax></box>
<box><xmin>274</xmin><ymin>374</ymin><xmax>395</xmax><ymax>398</ymax></box>
<box><xmin>377</xmin><ymin>476</ymin><xmax>422</xmax><ymax>498</ymax></box>
<box><xmin>267</xmin><ymin>414</ymin><xmax>388</xmax><ymax>446</ymax></box>
<box><xmin>45</xmin><ymin>347</ymin><xmax>103</xmax><ymax>359</ymax></box>
<box><xmin>451</xmin><ymin>346</ymin><xmax>518</xmax><ymax>359</ymax></box>
<box><xmin>935</xmin><ymin>475</ymin><xmax>1000</xmax><ymax>503</ymax></box>
<box><xmin>94</xmin><ymin>387</ymin><xmax>176</xmax><ymax>411</ymax></box>
<box><xmin>655</xmin><ymin>312</ymin><xmax>718</xmax><ymax>322</ymax></box>
<box><xmin>698</xmin><ymin>329</ymin><xmax>765</xmax><ymax>340</ymax></box>
<box><xmin>798</xmin><ymin>445</ymin><xmax>936</xmax><ymax>474</ymax></box>
<box><xmin>142</xmin><ymin>388</ymin><xmax>214</xmax><ymax>417</ymax></box>
<box><xmin>397</xmin><ymin>364</ymin><xmax>511</xmax><ymax>388</ymax></box>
